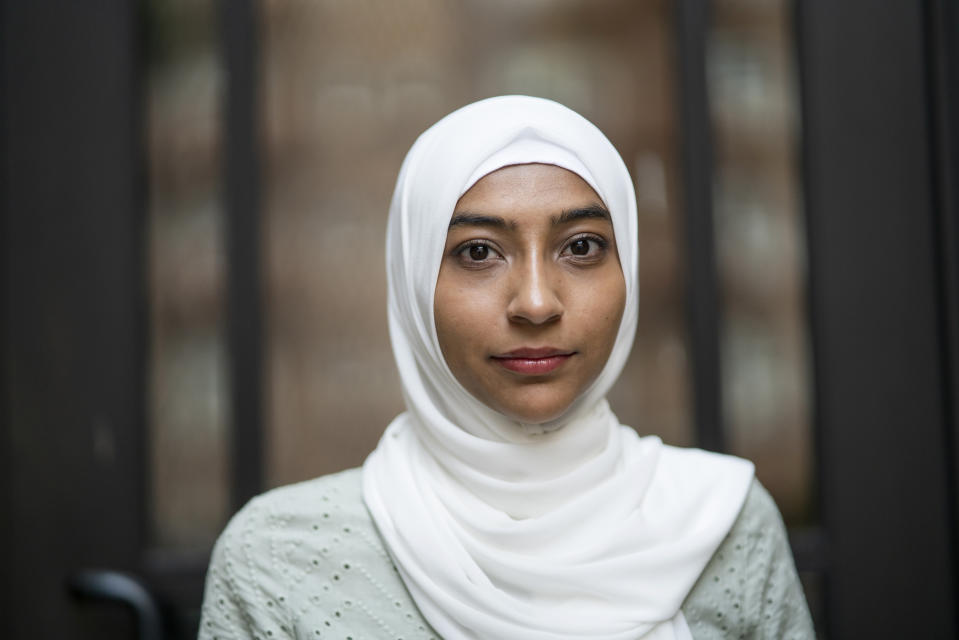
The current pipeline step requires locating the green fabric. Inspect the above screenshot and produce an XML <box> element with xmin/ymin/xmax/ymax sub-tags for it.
<box><xmin>199</xmin><ymin>467</ymin><xmax>814</xmax><ymax>639</ymax></box>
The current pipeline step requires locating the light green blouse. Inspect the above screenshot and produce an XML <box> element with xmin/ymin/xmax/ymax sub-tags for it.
<box><xmin>199</xmin><ymin>468</ymin><xmax>814</xmax><ymax>640</ymax></box>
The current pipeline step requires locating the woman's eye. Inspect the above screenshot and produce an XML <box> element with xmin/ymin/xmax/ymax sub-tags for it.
<box><xmin>564</xmin><ymin>235</ymin><xmax>607</xmax><ymax>260</ymax></box>
<box><xmin>454</xmin><ymin>241</ymin><xmax>501</xmax><ymax>266</ymax></box>
<box><xmin>569</xmin><ymin>238</ymin><xmax>591</xmax><ymax>256</ymax></box>
<box><xmin>468</xmin><ymin>244</ymin><xmax>490</xmax><ymax>261</ymax></box>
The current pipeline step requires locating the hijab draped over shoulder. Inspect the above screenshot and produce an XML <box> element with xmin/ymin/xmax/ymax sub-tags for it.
<box><xmin>363</xmin><ymin>96</ymin><xmax>753</xmax><ymax>640</ymax></box>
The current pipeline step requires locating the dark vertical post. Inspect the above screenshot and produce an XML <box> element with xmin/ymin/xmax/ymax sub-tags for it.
<box><xmin>673</xmin><ymin>0</ymin><xmax>725</xmax><ymax>452</ymax></box>
<box><xmin>925</xmin><ymin>0</ymin><xmax>959</xmax><ymax>630</ymax></box>
<box><xmin>221</xmin><ymin>0</ymin><xmax>265</xmax><ymax>509</ymax></box>
<box><xmin>0</xmin><ymin>1</ymin><xmax>10</xmax><ymax>628</ymax></box>
<box><xmin>795</xmin><ymin>1</ymin><xmax>956</xmax><ymax>636</ymax></box>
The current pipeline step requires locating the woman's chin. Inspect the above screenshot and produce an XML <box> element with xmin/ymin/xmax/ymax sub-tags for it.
<box><xmin>493</xmin><ymin>394</ymin><xmax>576</xmax><ymax>427</ymax></box>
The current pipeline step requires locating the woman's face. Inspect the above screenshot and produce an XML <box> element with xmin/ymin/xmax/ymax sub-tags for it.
<box><xmin>434</xmin><ymin>163</ymin><xmax>627</xmax><ymax>424</ymax></box>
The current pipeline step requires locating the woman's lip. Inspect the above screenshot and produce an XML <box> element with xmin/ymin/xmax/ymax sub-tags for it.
<box><xmin>496</xmin><ymin>347</ymin><xmax>572</xmax><ymax>358</ymax></box>
<box><xmin>491</xmin><ymin>348</ymin><xmax>575</xmax><ymax>375</ymax></box>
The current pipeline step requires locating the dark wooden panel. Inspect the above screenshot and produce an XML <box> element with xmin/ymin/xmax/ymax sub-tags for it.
<box><xmin>796</xmin><ymin>1</ymin><xmax>957</xmax><ymax>637</ymax></box>
<box><xmin>1</xmin><ymin>2</ymin><xmax>145</xmax><ymax>637</ymax></box>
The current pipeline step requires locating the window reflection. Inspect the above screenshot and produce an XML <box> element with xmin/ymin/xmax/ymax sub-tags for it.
<box><xmin>708</xmin><ymin>0</ymin><xmax>814</xmax><ymax>525</ymax></box>
<box><xmin>146</xmin><ymin>0</ymin><xmax>230</xmax><ymax>549</ymax></box>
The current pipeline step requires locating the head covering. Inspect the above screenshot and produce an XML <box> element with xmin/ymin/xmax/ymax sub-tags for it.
<box><xmin>363</xmin><ymin>96</ymin><xmax>753</xmax><ymax>640</ymax></box>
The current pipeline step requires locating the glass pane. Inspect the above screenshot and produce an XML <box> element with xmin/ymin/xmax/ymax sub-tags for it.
<box><xmin>708</xmin><ymin>0</ymin><xmax>815</xmax><ymax>526</ymax></box>
<box><xmin>146</xmin><ymin>0</ymin><xmax>230</xmax><ymax>549</ymax></box>
<box><xmin>260</xmin><ymin>0</ymin><xmax>694</xmax><ymax>488</ymax></box>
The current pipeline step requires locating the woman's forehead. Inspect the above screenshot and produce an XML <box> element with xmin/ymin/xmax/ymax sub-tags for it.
<box><xmin>454</xmin><ymin>164</ymin><xmax>604</xmax><ymax>215</ymax></box>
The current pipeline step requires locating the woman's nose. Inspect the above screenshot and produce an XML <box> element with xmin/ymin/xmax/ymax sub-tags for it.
<box><xmin>506</xmin><ymin>257</ymin><xmax>563</xmax><ymax>325</ymax></box>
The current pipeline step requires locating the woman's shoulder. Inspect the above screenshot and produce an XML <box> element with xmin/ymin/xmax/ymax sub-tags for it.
<box><xmin>234</xmin><ymin>467</ymin><xmax>365</xmax><ymax>531</ymax></box>
<box><xmin>200</xmin><ymin>467</ymin><xmax>436</xmax><ymax>639</ymax></box>
<box><xmin>736</xmin><ymin>477</ymin><xmax>788</xmax><ymax>532</ymax></box>
<box><xmin>233</xmin><ymin>466</ymin><xmax>365</xmax><ymax>524</ymax></box>
<box><xmin>209</xmin><ymin>465</ymin><xmax>373</xmax><ymax>570</ymax></box>
<box><xmin>682</xmin><ymin>478</ymin><xmax>816</xmax><ymax>639</ymax></box>
<box><xmin>211</xmin><ymin>466</ymin><xmax>383</xmax><ymax>577</ymax></box>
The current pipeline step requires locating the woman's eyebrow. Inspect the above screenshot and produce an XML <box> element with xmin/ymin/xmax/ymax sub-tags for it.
<box><xmin>448</xmin><ymin>212</ymin><xmax>515</xmax><ymax>230</ymax></box>
<box><xmin>554</xmin><ymin>203</ymin><xmax>611</xmax><ymax>225</ymax></box>
<box><xmin>449</xmin><ymin>204</ymin><xmax>610</xmax><ymax>229</ymax></box>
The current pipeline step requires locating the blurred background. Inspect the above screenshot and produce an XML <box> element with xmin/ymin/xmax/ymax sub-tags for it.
<box><xmin>2</xmin><ymin>1</ymin><xmax>957</xmax><ymax>638</ymax></box>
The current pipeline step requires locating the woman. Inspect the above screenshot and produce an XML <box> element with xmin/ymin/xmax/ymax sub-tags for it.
<box><xmin>199</xmin><ymin>96</ymin><xmax>814</xmax><ymax>639</ymax></box>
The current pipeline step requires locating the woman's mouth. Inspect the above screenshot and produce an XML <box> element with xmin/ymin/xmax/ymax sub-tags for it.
<box><xmin>491</xmin><ymin>348</ymin><xmax>575</xmax><ymax>375</ymax></box>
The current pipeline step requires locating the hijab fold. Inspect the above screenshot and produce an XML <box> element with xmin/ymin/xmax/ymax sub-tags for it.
<box><xmin>363</xmin><ymin>96</ymin><xmax>753</xmax><ymax>640</ymax></box>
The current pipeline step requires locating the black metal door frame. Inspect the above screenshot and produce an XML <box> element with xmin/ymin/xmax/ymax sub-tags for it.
<box><xmin>794</xmin><ymin>1</ymin><xmax>957</xmax><ymax>636</ymax></box>
<box><xmin>1</xmin><ymin>2</ymin><xmax>147</xmax><ymax>637</ymax></box>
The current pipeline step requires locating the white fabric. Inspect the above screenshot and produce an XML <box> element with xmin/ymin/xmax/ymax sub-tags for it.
<box><xmin>363</xmin><ymin>95</ymin><xmax>754</xmax><ymax>640</ymax></box>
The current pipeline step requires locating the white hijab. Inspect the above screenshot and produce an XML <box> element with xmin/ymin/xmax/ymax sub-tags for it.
<box><xmin>363</xmin><ymin>96</ymin><xmax>753</xmax><ymax>640</ymax></box>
